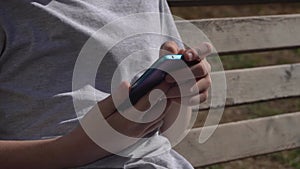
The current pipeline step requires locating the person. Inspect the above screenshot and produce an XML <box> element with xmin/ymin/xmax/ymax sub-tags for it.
<box><xmin>0</xmin><ymin>0</ymin><xmax>212</xmax><ymax>168</ymax></box>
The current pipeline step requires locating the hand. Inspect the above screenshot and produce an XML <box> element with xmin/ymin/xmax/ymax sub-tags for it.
<box><xmin>80</xmin><ymin>42</ymin><xmax>213</xmax><ymax>155</ymax></box>
<box><xmin>69</xmin><ymin>80</ymin><xmax>174</xmax><ymax>165</ymax></box>
<box><xmin>157</xmin><ymin>41</ymin><xmax>212</xmax><ymax>139</ymax></box>
<box><xmin>97</xmin><ymin>81</ymin><xmax>171</xmax><ymax>138</ymax></box>
<box><xmin>160</xmin><ymin>41</ymin><xmax>212</xmax><ymax>106</ymax></box>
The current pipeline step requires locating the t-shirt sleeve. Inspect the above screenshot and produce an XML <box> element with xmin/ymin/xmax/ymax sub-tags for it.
<box><xmin>159</xmin><ymin>0</ymin><xmax>184</xmax><ymax>49</ymax></box>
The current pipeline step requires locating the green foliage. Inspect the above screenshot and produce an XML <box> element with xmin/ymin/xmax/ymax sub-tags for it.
<box><xmin>296</xmin><ymin>48</ymin><xmax>300</xmax><ymax>56</ymax></box>
<box><xmin>247</xmin><ymin>104</ymin><xmax>282</xmax><ymax>119</ymax></box>
<box><xmin>270</xmin><ymin>149</ymin><xmax>300</xmax><ymax>169</ymax></box>
<box><xmin>220</xmin><ymin>54</ymin><xmax>265</xmax><ymax>70</ymax></box>
<box><xmin>202</xmin><ymin>165</ymin><xmax>224</xmax><ymax>169</ymax></box>
<box><xmin>220</xmin><ymin>49</ymin><xmax>300</xmax><ymax>71</ymax></box>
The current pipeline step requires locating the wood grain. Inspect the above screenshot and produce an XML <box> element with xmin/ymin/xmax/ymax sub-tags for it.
<box><xmin>175</xmin><ymin>14</ymin><xmax>300</xmax><ymax>54</ymax></box>
<box><xmin>169</xmin><ymin>3</ymin><xmax>300</xmax><ymax>167</ymax></box>
<box><xmin>197</xmin><ymin>63</ymin><xmax>300</xmax><ymax>109</ymax></box>
<box><xmin>174</xmin><ymin>112</ymin><xmax>300</xmax><ymax>167</ymax></box>
<box><xmin>168</xmin><ymin>0</ymin><xmax>300</xmax><ymax>6</ymax></box>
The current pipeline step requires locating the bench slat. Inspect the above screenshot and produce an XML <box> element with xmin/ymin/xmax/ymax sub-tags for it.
<box><xmin>168</xmin><ymin>0</ymin><xmax>300</xmax><ymax>6</ymax></box>
<box><xmin>175</xmin><ymin>14</ymin><xmax>300</xmax><ymax>54</ymax></box>
<box><xmin>174</xmin><ymin>112</ymin><xmax>300</xmax><ymax>167</ymax></box>
<box><xmin>198</xmin><ymin>63</ymin><xmax>300</xmax><ymax>109</ymax></box>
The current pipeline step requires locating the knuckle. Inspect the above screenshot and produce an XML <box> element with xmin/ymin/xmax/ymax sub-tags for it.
<box><xmin>198</xmin><ymin>63</ymin><xmax>207</xmax><ymax>77</ymax></box>
<box><xmin>188</xmin><ymin>48</ymin><xmax>198</xmax><ymax>56</ymax></box>
<box><xmin>160</xmin><ymin>41</ymin><xmax>179</xmax><ymax>55</ymax></box>
<box><xmin>169</xmin><ymin>40</ymin><xmax>178</xmax><ymax>46</ymax></box>
<box><xmin>206</xmin><ymin>76</ymin><xmax>212</xmax><ymax>87</ymax></box>
<box><xmin>206</xmin><ymin>61</ymin><xmax>212</xmax><ymax>72</ymax></box>
<box><xmin>201</xmin><ymin>92</ymin><xmax>209</xmax><ymax>102</ymax></box>
<box><xmin>162</xmin><ymin>41</ymin><xmax>177</xmax><ymax>49</ymax></box>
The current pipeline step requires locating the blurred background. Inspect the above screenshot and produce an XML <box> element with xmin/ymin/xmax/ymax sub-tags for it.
<box><xmin>170</xmin><ymin>3</ymin><xmax>300</xmax><ymax>169</ymax></box>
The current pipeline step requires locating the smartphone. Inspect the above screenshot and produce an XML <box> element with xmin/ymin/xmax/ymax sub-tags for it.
<box><xmin>118</xmin><ymin>54</ymin><xmax>199</xmax><ymax>110</ymax></box>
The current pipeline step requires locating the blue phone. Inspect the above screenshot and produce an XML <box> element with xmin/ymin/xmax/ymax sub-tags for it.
<box><xmin>118</xmin><ymin>54</ymin><xmax>199</xmax><ymax>110</ymax></box>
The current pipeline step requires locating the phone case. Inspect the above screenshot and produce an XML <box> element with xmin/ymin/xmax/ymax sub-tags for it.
<box><xmin>118</xmin><ymin>54</ymin><xmax>199</xmax><ymax>110</ymax></box>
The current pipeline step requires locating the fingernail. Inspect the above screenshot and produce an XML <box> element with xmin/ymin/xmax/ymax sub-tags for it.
<box><xmin>187</xmin><ymin>52</ymin><xmax>193</xmax><ymax>61</ymax></box>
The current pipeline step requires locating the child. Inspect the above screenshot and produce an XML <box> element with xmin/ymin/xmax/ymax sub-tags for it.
<box><xmin>0</xmin><ymin>0</ymin><xmax>211</xmax><ymax>168</ymax></box>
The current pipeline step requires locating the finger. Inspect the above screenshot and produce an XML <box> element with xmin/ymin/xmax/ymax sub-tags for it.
<box><xmin>160</xmin><ymin>41</ymin><xmax>179</xmax><ymax>56</ymax></box>
<box><xmin>98</xmin><ymin>81</ymin><xmax>131</xmax><ymax>119</ymax></box>
<box><xmin>189</xmin><ymin>59</ymin><xmax>211</xmax><ymax>79</ymax></box>
<box><xmin>118</xmin><ymin>86</ymin><xmax>170</xmax><ymax>127</ymax></box>
<box><xmin>183</xmin><ymin>42</ymin><xmax>213</xmax><ymax>62</ymax></box>
<box><xmin>190</xmin><ymin>74</ymin><xmax>212</xmax><ymax>95</ymax></box>
<box><xmin>140</xmin><ymin>100</ymin><xmax>171</xmax><ymax>137</ymax></box>
<box><xmin>183</xmin><ymin>48</ymin><xmax>199</xmax><ymax>62</ymax></box>
<box><xmin>140</xmin><ymin>96</ymin><xmax>170</xmax><ymax>123</ymax></box>
<box><xmin>175</xmin><ymin>42</ymin><xmax>212</xmax><ymax>82</ymax></box>
<box><xmin>169</xmin><ymin>89</ymin><xmax>209</xmax><ymax>106</ymax></box>
<box><xmin>166</xmin><ymin>80</ymin><xmax>196</xmax><ymax>98</ymax></box>
<box><xmin>166</xmin><ymin>74</ymin><xmax>211</xmax><ymax>98</ymax></box>
<box><xmin>127</xmin><ymin>80</ymin><xmax>171</xmax><ymax>112</ymax></box>
<box><xmin>164</xmin><ymin>43</ymin><xmax>212</xmax><ymax>83</ymax></box>
<box><xmin>188</xmin><ymin>90</ymin><xmax>209</xmax><ymax>105</ymax></box>
<box><xmin>165</xmin><ymin>59</ymin><xmax>211</xmax><ymax>83</ymax></box>
<box><xmin>107</xmin><ymin>98</ymin><xmax>168</xmax><ymax>138</ymax></box>
<box><xmin>194</xmin><ymin>42</ymin><xmax>213</xmax><ymax>59</ymax></box>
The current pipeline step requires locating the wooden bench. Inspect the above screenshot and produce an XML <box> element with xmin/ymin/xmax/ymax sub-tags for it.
<box><xmin>167</xmin><ymin>0</ymin><xmax>300</xmax><ymax>167</ymax></box>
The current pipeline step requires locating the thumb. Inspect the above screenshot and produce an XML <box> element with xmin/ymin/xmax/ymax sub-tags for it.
<box><xmin>98</xmin><ymin>81</ymin><xmax>131</xmax><ymax>119</ymax></box>
<box><xmin>160</xmin><ymin>41</ymin><xmax>180</xmax><ymax>57</ymax></box>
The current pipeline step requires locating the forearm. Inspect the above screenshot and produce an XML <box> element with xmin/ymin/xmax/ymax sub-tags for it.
<box><xmin>0</xmin><ymin>138</ymin><xmax>60</xmax><ymax>169</ymax></box>
<box><xmin>0</xmin><ymin>126</ymin><xmax>111</xmax><ymax>169</ymax></box>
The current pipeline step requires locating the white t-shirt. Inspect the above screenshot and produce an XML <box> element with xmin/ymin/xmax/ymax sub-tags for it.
<box><xmin>0</xmin><ymin>0</ymin><xmax>193</xmax><ymax>168</ymax></box>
